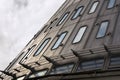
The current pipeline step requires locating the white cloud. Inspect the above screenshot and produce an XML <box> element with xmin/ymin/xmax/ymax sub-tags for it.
<box><xmin>0</xmin><ymin>0</ymin><xmax>65</xmax><ymax>70</ymax></box>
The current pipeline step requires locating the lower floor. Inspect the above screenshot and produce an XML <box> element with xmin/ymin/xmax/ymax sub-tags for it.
<box><xmin>25</xmin><ymin>69</ymin><xmax>120</xmax><ymax>80</ymax></box>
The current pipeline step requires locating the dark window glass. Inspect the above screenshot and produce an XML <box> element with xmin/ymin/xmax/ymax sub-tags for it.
<box><xmin>29</xmin><ymin>70</ymin><xmax>47</xmax><ymax>78</ymax></box>
<box><xmin>72</xmin><ymin>6</ymin><xmax>84</xmax><ymax>19</ymax></box>
<box><xmin>57</xmin><ymin>12</ymin><xmax>69</xmax><ymax>26</ymax></box>
<box><xmin>34</xmin><ymin>38</ymin><xmax>51</xmax><ymax>56</ymax></box>
<box><xmin>110</xmin><ymin>56</ymin><xmax>120</xmax><ymax>66</ymax></box>
<box><xmin>50</xmin><ymin>64</ymin><xmax>74</xmax><ymax>74</ymax></box>
<box><xmin>52</xmin><ymin>32</ymin><xmax>67</xmax><ymax>50</ymax></box>
<box><xmin>89</xmin><ymin>1</ymin><xmax>99</xmax><ymax>13</ymax></box>
<box><xmin>107</xmin><ymin>0</ymin><xmax>115</xmax><ymax>8</ymax></box>
<box><xmin>78</xmin><ymin>59</ymin><xmax>104</xmax><ymax>71</ymax></box>
<box><xmin>73</xmin><ymin>26</ymin><xmax>87</xmax><ymax>43</ymax></box>
<box><xmin>96</xmin><ymin>21</ymin><xmax>109</xmax><ymax>38</ymax></box>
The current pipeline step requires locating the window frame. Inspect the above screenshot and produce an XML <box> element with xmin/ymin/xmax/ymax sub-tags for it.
<box><xmin>109</xmin><ymin>55</ymin><xmax>120</xmax><ymax>69</ymax></box>
<box><xmin>107</xmin><ymin>0</ymin><xmax>116</xmax><ymax>9</ymax></box>
<box><xmin>33</xmin><ymin>38</ymin><xmax>51</xmax><ymax>56</ymax></box>
<box><xmin>51</xmin><ymin>31</ymin><xmax>68</xmax><ymax>50</ymax></box>
<box><xmin>71</xmin><ymin>6</ymin><xmax>84</xmax><ymax>20</ymax></box>
<box><xmin>88</xmin><ymin>1</ymin><xmax>99</xmax><ymax>14</ymax></box>
<box><xmin>77</xmin><ymin>58</ymin><xmax>104</xmax><ymax>72</ymax></box>
<box><xmin>72</xmin><ymin>26</ymin><xmax>87</xmax><ymax>44</ymax></box>
<box><xmin>56</xmin><ymin>12</ymin><xmax>70</xmax><ymax>26</ymax></box>
<box><xmin>49</xmin><ymin>63</ymin><xmax>74</xmax><ymax>75</ymax></box>
<box><xmin>96</xmin><ymin>20</ymin><xmax>109</xmax><ymax>39</ymax></box>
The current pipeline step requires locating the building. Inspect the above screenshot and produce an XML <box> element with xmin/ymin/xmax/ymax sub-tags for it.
<box><xmin>1</xmin><ymin>0</ymin><xmax>120</xmax><ymax>80</ymax></box>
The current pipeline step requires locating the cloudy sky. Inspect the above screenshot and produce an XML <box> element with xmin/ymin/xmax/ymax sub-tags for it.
<box><xmin>0</xmin><ymin>0</ymin><xmax>65</xmax><ymax>70</ymax></box>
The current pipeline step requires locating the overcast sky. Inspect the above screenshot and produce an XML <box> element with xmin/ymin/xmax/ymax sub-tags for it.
<box><xmin>0</xmin><ymin>0</ymin><xmax>65</xmax><ymax>70</ymax></box>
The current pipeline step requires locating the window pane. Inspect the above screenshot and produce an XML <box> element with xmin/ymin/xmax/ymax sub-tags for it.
<box><xmin>73</xmin><ymin>26</ymin><xmax>87</xmax><ymax>43</ymax></box>
<box><xmin>89</xmin><ymin>1</ymin><xmax>99</xmax><ymax>13</ymax></box>
<box><xmin>29</xmin><ymin>70</ymin><xmax>47</xmax><ymax>78</ymax></box>
<box><xmin>50</xmin><ymin>64</ymin><xmax>74</xmax><ymax>74</ymax></box>
<box><xmin>52</xmin><ymin>32</ymin><xmax>67</xmax><ymax>49</ymax></box>
<box><xmin>34</xmin><ymin>38</ymin><xmax>50</xmax><ymax>56</ymax></box>
<box><xmin>72</xmin><ymin>6</ymin><xmax>84</xmax><ymax>19</ymax></box>
<box><xmin>57</xmin><ymin>12</ymin><xmax>69</xmax><ymax>25</ymax></box>
<box><xmin>78</xmin><ymin>59</ymin><xmax>104</xmax><ymax>71</ymax></box>
<box><xmin>20</xmin><ymin>45</ymin><xmax>36</xmax><ymax>63</ymax></box>
<box><xmin>108</xmin><ymin>0</ymin><xmax>115</xmax><ymax>8</ymax></box>
<box><xmin>17</xmin><ymin>76</ymin><xmax>25</xmax><ymax>80</ymax></box>
<box><xmin>96</xmin><ymin>21</ymin><xmax>109</xmax><ymax>38</ymax></box>
<box><xmin>110</xmin><ymin>57</ymin><xmax>120</xmax><ymax>66</ymax></box>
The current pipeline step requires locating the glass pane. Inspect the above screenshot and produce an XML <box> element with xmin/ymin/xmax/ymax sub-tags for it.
<box><xmin>29</xmin><ymin>74</ymin><xmax>35</xmax><ymax>78</ymax></box>
<box><xmin>34</xmin><ymin>38</ymin><xmax>50</xmax><ymax>56</ymax></box>
<box><xmin>89</xmin><ymin>1</ymin><xmax>99</xmax><ymax>13</ymax></box>
<box><xmin>108</xmin><ymin>0</ymin><xmax>115</xmax><ymax>8</ymax></box>
<box><xmin>80</xmin><ymin>59</ymin><xmax>104</xmax><ymax>70</ymax></box>
<box><xmin>57</xmin><ymin>12</ymin><xmax>69</xmax><ymax>25</ymax></box>
<box><xmin>96</xmin><ymin>21</ymin><xmax>109</xmax><ymax>38</ymax></box>
<box><xmin>110</xmin><ymin>57</ymin><xmax>120</xmax><ymax>65</ymax></box>
<box><xmin>17</xmin><ymin>76</ymin><xmax>25</xmax><ymax>80</ymax></box>
<box><xmin>35</xmin><ymin>70</ymin><xmax>47</xmax><ymax>77</ymax></box>
<box><xmin>72</xmin><ymin>6</ymin><xmax>84</xmax><ymax>19</ymax></box>
<box><xmin>29</xmin><ymin>70</ymin><xmax>47</xmax><ymax>78</ymax></box>
<box><xmin>52</xmin><ymin>32</ymin><xmax>67</xmax><ymax>49</ymax></box>
<box><xmin>50</xmin><ymin>64</ymin><xmax>74</xmax><ymax>74</ymax></box>
<box><xmin>73</xmin><ymin>26</ymin><xmax>87</xmax><ymax>43</ymax></box>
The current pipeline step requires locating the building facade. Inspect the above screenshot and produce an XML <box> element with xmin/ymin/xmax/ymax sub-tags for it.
<box><xmin>1</xmin><ymin>0</ymin><xmax>120</xmax><ymax>80</ymax></box>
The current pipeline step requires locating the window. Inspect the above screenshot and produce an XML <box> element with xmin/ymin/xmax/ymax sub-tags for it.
<box><xmin>34</xmin><ymin>38</ymin><xmax>51</xmax><ymax>56</ymax></box>
<box><xmin>57</xmin><ymin>12</ymin><xmax>69</xmax><ymax>26</ymax></box>
<box><xmin>107</xmin><ymin>0</ymin><xmax>115</xmax><ymax>8</ymax></box>
<box><xmin>71</xmin><ymin>6</ymin><xmax>84</xmax><ymax>19</ymax></box>
<box><xmin>110</xmin><ymin>56</ymin><xmax>120</xmax><ymax>66</ymax></box>
<box><xmin>17</xmin><ymin>76</ymin><xmax>25</xmax><ymax>80</ymax></box>
<box><xmin>73</xmin><ymin>26</ymin><xmax>87</xmax><ymax>43</ymax></box>
<box><xmin>29</xmin><ymin>70</ymin><xmax>47</xmax><ymax>78</ymax></box>
<box><xmin>50</xmin><ymin>64</ymin><xmax>74</xmax><ymax>74</ymax></box>
<box><xmin>96</xmin><ymin>21</ymin><xmax>109</xmax><ymax>38</ymax></box>
<box><xmin>77</xmin><ymin>59</ymin><xmax>104</xmax><ymax>71</ymax></box>
<box><xmin>89</xmin><ymin>1</ymin><xmax>99</xmax><ymax>13</ymax></box>
<box><xmin>20</xmin><ymin>45</ymin><xmax>36</xmax><ymax>63</ymax></box>
<box><xmin>52</xmin><ymin>32</ymin><xmax>67</xmax><ymax>50</ymax></box>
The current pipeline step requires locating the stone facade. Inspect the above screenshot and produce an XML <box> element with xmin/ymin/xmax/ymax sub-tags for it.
<box><xmin>1</xmin><ymin>0</ymin><xmax>120</xmax><ymax>80</ymax></box>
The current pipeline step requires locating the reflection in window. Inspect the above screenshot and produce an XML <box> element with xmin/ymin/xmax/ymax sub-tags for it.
<box><xmin>29</xmin><ymin>70</ymin><xmax>47</xmax><ymax>78</ymax></box>
<box><xmin>52</xmin><ymin>32</ymin><xmax>67</xmax><ymax>50</ymax></box>
<box><xmin>72</xmin><ymin>6</ymin><xmax>84</xmax><ymax>19</ymax></box>
<box><xmin>57</xmin><ymin>12</ymin><xmax>69</xmax><ymax>26</ymax></box>
<box><xmin>107</xmin><ymin>0</ymin><xmax>115</xmax><ymax>8</ymax></box>
<box><xmin>17</xmin><ymin>76</ymin><xmax>25</xmax><ymax>80</ymax></box>
<box><xmin>110</xmin><ymin>56</ymin><xmax>120</xmax><ymax>66</ymax></box>
<box><xmin>73</xmin><ymin>26</ymin><xmax>87</xmax><ymax>43</ymax></box>
<box><xmin>34</xmin><ymin>38</ymin><xmax>51</xmax><ymax>56</ymax></box>
<box><xmin>77</xmin><ymin>59</ymin><xmax>104</xmax><ymax>71</ymax></box>
<box><xmin>96</xmin><ymin>21</ymin><xmax>109</xmax><ymax>38</ymax></box>
<box><xmin>50</xmin><ymin>64</ymin><xmax>74</xmax><ymax>74</ymax></box>
<box><xmin>89</xmin><ymin>1</ymin><xmax>99</xmax><ymax>13</ymax></box>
